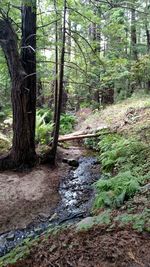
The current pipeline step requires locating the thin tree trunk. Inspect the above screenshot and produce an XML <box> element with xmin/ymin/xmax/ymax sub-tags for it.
<box><xmin>53</xmin><ymin>0</ymin><xmax>59</xmax><ymax>128</ymax></box>
<box><xmin>131</xmin><ymin>8</ymin><xmax>138</xmax><ymax>60</ymax></box>
<box><xmin>51</xmin><ymin>0</ymin><xmax>67</xmax><ymax>163</ymax></box>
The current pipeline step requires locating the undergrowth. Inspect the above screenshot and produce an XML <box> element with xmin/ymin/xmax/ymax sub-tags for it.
<box><xmin>93</xmin><ymin>134</ymin><xmax>150</xmax><ymax>209</ymax></box>
<box><xmin>36</xmin><ymin>109</ymin><xmax>76</xmax><ymax>144</ymax></box>
<box><xmin>0</xmin><ymin>225</ymin><xmax>67</xmax><ymax>267</ymax></box>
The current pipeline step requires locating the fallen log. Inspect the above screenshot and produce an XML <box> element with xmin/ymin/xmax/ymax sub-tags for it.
<box><xmin>58</xmin><ymin>131</ymin><xmax>110</xmax><ymax>142</ymax></box>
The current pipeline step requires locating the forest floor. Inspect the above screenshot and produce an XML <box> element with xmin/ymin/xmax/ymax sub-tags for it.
<box><xmin>0</xmin><ymin>95</ymin><xmax>150</xmax><ymax>267</ymax></box>
<box><xmin>0</xmin><ymin>144</ymin><xmax>86</xmax><ymax>234</ymax></box>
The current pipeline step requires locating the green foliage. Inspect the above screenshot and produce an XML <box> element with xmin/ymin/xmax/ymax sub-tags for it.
<box><xmin>36</xmin><ymin>110</ymin><xmax>53</xmax><ymax>144</ymax></box>
<box><xmin>98</xmin><ymin>134</ymin><xmax>147</xmax><ymax>173</ymax></box>
<box><xmin>84</xmin><ymin>137</ymin><xmax>100</xmax><ymax>150</ymax></box>
<box><xmin>94</xmin><ymin>171</ymin><xmax>141</xmax><ymax>208</ymax></box>
<box><xmin>35</xmin><ymin>110</ymin><xmax>76</xmax><ymax>144</ymax></box>
<box><xmin>131</xmin><ymin>55</ymin><xmax>150</xmax><ymax>87</ymax></box>
<box><xmin>0</xmin><ymin>111</ymin><xmax>5</xmax><ymax>120</ymax></box>
<box><xmin>115</xmin><ymin>208</ymin><xmax>150</xmax><ymax>232</ymax></box>
<box><xmin>0</xmin><ymin>224</ymin><xmax>68</xmax><ymax>267</ymax></box>
<box><xmin>60</xmin><ymin>113</ymin><xmax>76</xmax><ymax>135</ymax></box>
<box><xmin>0</xmin><ymin>237</ymin><xmax>37</xmax><ymax>267</ymax></box>
<box><xmin>76</xmin><ymin>210</ymin><xmax>111</xmax><ymax>231</ymax></box>
<box><xmin>37</xmin><ymin>108</ymin><xmax>52</xmax><ymax>124</ymax></box>
<box><xmin>94</xmin><ymin>134</ymin><xmax>150</xmax><ymax>208</ymax></box>
<box><xmin>0</xmin><ymin>133</ymin><xmax>11</xmax><ymax>154</ymax></box>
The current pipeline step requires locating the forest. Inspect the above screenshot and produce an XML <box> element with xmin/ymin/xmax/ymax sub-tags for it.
<box><xmin>0</xmin><ymin>0</ymin><xmax>150</xmax><ymax>266</ymax></box>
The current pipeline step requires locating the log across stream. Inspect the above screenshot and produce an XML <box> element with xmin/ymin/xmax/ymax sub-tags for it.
<box><xmin>0</xmin><ymin>155</ymin><xmax>100</xmax><ymax>257</ymax></box>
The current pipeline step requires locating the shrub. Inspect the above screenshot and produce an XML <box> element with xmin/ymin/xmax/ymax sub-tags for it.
<box><xmin>94</xmin><ymin>134</ymin><xmax>150</xmax><ymax>209</ymax></box>
<box><xmin>60</xmin><ymin>113</ymin><xmax>76</xmax><ymax>134</ymax></box>
<box><xmin>98</xmin><ymin>134</ymin><xmax>147</xmax><ymax>173</ymax></box>
<box><xmin>37</xmin><ymin>108</ymin><xmax>52</xmax><ymax>124</ymax></box>
<box><xmin>36</xmin><ymin>112</ymin><xmax>53</xmax><ymax>144</ymax></box>
<box><xmin>94</xmin><ymin>171</ymin><xmax>141</xmax><ymax>208</ymax></box>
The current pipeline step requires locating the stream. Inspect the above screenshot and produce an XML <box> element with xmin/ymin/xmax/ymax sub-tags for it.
<box><xmin>0</xmin><ymin>156</ymin><xmax>100</xmax><ymax>257</ymax></box>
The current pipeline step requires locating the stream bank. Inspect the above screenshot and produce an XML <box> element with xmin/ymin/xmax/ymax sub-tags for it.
<box><xmin>0</xmin><ymin>145</ymin><xmax>100</xmax><ymax>257</ymax></box>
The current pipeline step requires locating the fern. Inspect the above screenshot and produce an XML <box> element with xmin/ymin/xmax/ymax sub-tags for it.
<box><xmin>36</xmin><ymin>112</ymin><xmax>53</xmax><ymax>144</ymax></box>
<box><xmin>94</xmin><ymin>171</ymin><xmax>141</xmax><ymax>208</ymax></box>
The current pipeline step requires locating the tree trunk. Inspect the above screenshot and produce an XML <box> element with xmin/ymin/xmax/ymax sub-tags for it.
<box><xmin>21</xmin><ymin>0</ymin><xmax>37</xmax><ymax>157</ymax></box>
<box><xmin>51</xmin><ymin>0</ymin><xmax>67</xmax><ymax>163</ymax></box>
<box><xmin>53</xmin><ymin>0</ymin><xmax>59</xmax><ymax>128</ymax></box>
<box><xmin>0</xmin><ymin>17</ymin><xmax>36</xmax><ymax>170</ymax></box>
<box><xmin>131</xmin><ymin>8</ymin><xmax>138</xmax><ymax>60</ymax></box>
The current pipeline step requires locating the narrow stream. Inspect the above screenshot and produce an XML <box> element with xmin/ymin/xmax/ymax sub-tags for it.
<box><xmin>0</xmin><ymin>156</ymin><xmax>100</xmax><ymax>257</ymax></box>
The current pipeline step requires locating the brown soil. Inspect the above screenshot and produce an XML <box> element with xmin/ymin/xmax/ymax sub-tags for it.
<box><xmin>0</xmin><ymin>165</ymin><xmax>62</xmax><ymax>234</ymax></box>
<box><xmin>7</xmin><ymin>225</ymin><xmax>150</xmax><ymax>267</ymax></box>
<box><xmin>0</xmin><ymin>145</ymin><xmax>84</xmax><ymax>234</ymax></box>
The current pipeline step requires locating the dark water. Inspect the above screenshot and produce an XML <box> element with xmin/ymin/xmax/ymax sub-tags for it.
<box><xmin>0</xmin><ymin>156</ymin><xmax>100</xmax><ymax>257</ymax></box>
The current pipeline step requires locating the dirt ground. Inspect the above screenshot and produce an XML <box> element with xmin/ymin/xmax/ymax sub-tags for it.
<box><xmin>0</xmin><ymin>165</ymin><xmax>62</xmax><ymax>234</ymax></box>
<box><xmin>0</xmin><ymin>145</ymin><xmax>84</xmax><ymax>234</ymax></box>
<box><xmin>7</xmin><ymin>225</ymin><xmax>150</xmax><ymax>267</ymax></box>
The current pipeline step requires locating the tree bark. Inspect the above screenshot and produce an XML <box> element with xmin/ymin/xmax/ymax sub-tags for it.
<box><xmin>131</xmin><ymin>8</ymin><xmax>138</xmax><ymax>60</ymax></box>
<box><xmin>51</xmin><ymin>0</ymin><xmax>67</xmax><ymax>163</ymax></box>
<box><xmin>21</xmin><ymin>0</ymin><xmax>37</xmax><ymax>156</ymax></box>
<box><xmin>53</xmin><ymin>0</ymin><xmax>59</xmax><ymax>128</ymax></box>
<box><xmin>0</xmin><ymin>17</ymin><xmax>36</xmax><ymax>170</ymax></box>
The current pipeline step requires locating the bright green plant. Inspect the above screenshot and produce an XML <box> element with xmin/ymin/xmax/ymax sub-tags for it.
<box><xmin>60</xmin><ymin>113</ymin><xmax>76</xmax><ymax>134</ymax></box>
<box><xmin>94</xmin><ymin>134</ymin><xmax>150</xmax><ymax>209</ymax></box>
<box><xmin>94</xmin><ymin>171</ymin><xmax>142</xmax><ymax>208</ymax></box>
<box><xmin>98</xmin><ymin>134</ymin><xmax>147</xmax><ymax>173</ymax></box>
<box><xmin>37</xmin><ymin>108</ymin><xmax>52</xmax><ymax>124</ymax></box>
<box><xmin>36</xmin><ymin>111</ymin><xmax>53</xmax><ymax>144</ymax></box>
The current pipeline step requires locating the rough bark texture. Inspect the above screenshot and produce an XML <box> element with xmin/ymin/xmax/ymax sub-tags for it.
<box><xmin>21</xmin><ymin>0</ymin><xmax>37</xmax><ymax>157</ymax></box>
<box><xmin>0</xmin><ymin>17</ymin><xmax>36</xmax><ymax>170</ymax></box>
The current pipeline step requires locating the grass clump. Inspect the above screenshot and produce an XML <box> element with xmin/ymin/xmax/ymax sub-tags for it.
<box><xmin>94</xmin><ymin>134</ymin><xmax>150</xmax><ymax>209</ymax></box>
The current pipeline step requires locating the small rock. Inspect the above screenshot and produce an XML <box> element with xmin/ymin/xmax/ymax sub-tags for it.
<box><xmin>3</xmin><ymin>118</ymin><xmax>13</xmax><ymax>126</ymax></box>
<box><xmin>62</xmin><ymin>158</ymin><xmax>69</xmax><ymax>164</ymax></box>
<box><xmin>68</xmin><ymin>159</ymin><xmax>79</xmax><ymax>167</ymax></box>
<box><xmin>76</xmin><ymin>217</ymin><xmax>95</xmax><ymax>230</ymax></box>
<box><xmin>49</xmin><ymin>213</ymin><xmax>58</xmax><ymax>222</ymax></box>
<box><xmin>34</xmin><ymin>227</ymin><xmax>42</xmax><ymax>234</ymax></box>
<box><xmin>93</xmin><ymin>160</ymin><xmax>100</xmax><ymax>165</ymax></box>
<box><xmin>6</xmin><ymin>232</ymin><xmax>15</xmax><ymax>241</ymax></box>
<box><xmin>140</xmin><ymin>183</ymin><xmax>150</xmax><ymax>192</ymax></box>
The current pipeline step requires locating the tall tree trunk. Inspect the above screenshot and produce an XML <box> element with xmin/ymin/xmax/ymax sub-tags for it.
<box><xmin>21</xmin><ymin>0</ymin><xmax>37</xmax><ymax>157</ymax></box>
<box><xmin>145</xmin><ymin>0</ymin><xmax>150</xmax><ymax>90</ymax></box>
<box><xmin>53</xmin><ymin>0</ymin><xmax>59</xmax><ymax>128</ymax></box>
<box><xmin>0</xmin><ymin>17</ymin><xmax>36</xmax><ymax>170</ymax></box>
<box><xmin>0</xmin><ymin>0</ymin><xmax>36</xmax><ymax>170</ymax></box>
<box><xmin>51</xmin><ymin>0</ymin><xmax>67</xmax><ymax>163</ymax></box>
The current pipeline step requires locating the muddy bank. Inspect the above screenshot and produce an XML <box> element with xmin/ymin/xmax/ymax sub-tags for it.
<box><xmin>0</xmin><ymin>145</ymin><xmax>85</xmax><ymax>234</ymax></box>
<box><xmin>0</xmin><ymin>165</ymin><xmax>62</xmax><ymax>235</ymax></box>
<box><xmin>0</xmin><ymin>146</ymin><xmax>100</xmax><ymax>256</ymax></box>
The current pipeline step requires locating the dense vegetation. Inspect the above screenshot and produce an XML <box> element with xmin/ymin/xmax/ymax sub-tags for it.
<box><xmin>0</xmin><ymin>0</ymin><xmax>150</xmax><ymax>266</ymax></box>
